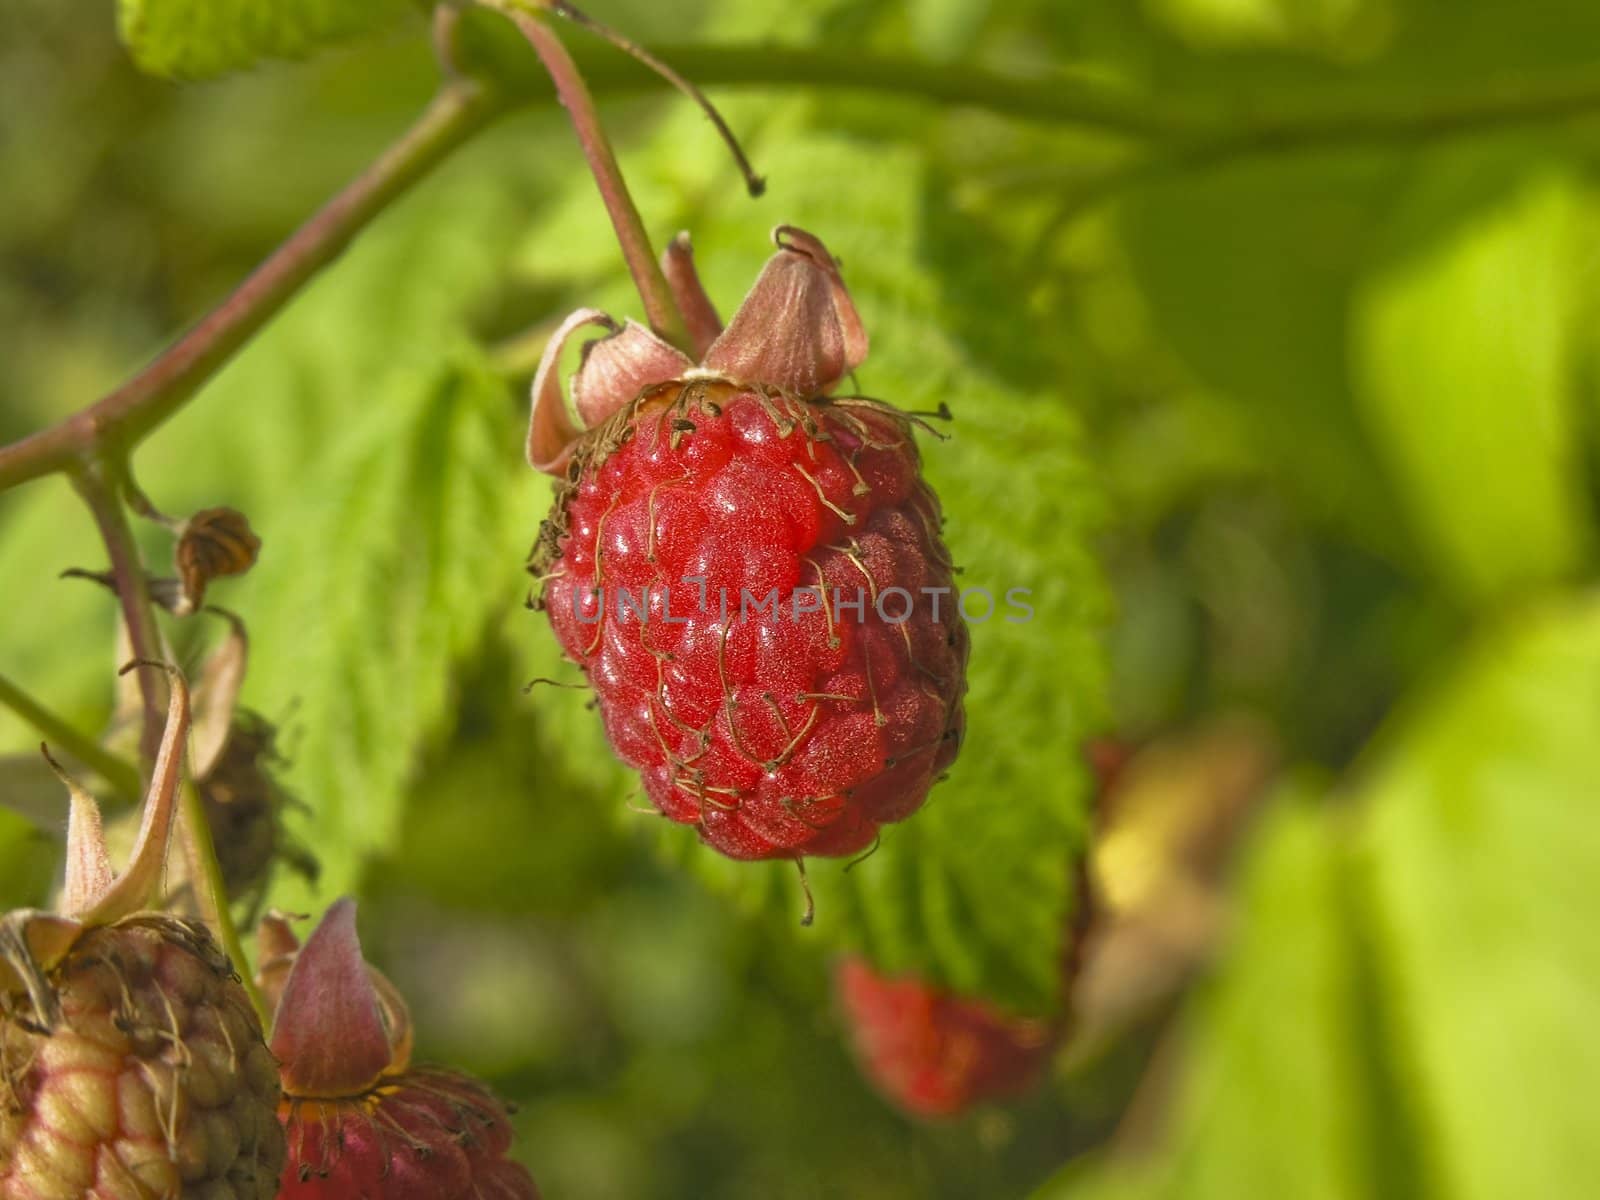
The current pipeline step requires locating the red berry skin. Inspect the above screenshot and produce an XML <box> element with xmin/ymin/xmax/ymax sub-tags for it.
<box><xmin>535</xmin><ymin>380</ymin><xmax>968</xmax><ymax>861</ymax></box>
<box><xmin>279</xmin><ymin>1068</ymin><xmax>538</xmax><ymax>1200</ymax></box>
<box><xmin>834</xmin><ymin>957</ymin><xmax>1057</xmax><ymax>1118</ymax></box>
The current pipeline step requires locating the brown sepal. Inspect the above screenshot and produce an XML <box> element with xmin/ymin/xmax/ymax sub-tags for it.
<box><xmin>527</xmin><ymin>308</ymin><xmax>692</xmax><ymax>477</ymax></box>
<box><xmin>702</xmin><ymin>225</ymin><xmax>868</xmax><ymax>396</ymax></box>
<box><xmin>662</xmin><ymin>231</ymin><xmax>723</xmax><ymax>358</ymax></box>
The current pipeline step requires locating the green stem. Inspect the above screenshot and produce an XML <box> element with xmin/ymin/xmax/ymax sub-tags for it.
<box><xmin>0</xmin><ymin>673</ymin><xmax>142</xmax><ymax>806</ymax></box>
<box><xmin>500</xmin><ymin>37</ymin><xmax>1208</xmax><ymax>137</ymax></box>
<box><xmin>181</xmin><ymin>777</ymin><xmax>269</xmax><ymax>1025</ymax></box>
<box><xmin>566</xmin><ymin>42</ymin><xmax>1600</xmax><ymax>145</ymax></box>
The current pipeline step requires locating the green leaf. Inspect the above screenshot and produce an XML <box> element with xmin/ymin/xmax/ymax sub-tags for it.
<box><xmin>1352</xmin><ymin>157</ymin><xmax>1590</xmax><ymax>603</ymax></box>
<box><xmin>1355</xmin><ymin>596</ymin><xmax>1600</xmax><ymax>1200</ymax></box>
<box><xmin>1</xmin><ymin>146</ymin><xmax>545</xmax><ymax>910</ymax></box>
<box><xmin>513</xmin><ymin>121</ymin><xmax>1110</xmax><ymax>1013</ymax></box>
<box><xmin>240</xmin><ymin>348</ymin><xmax>534</xmax><ymax>909</ymax></box>
<box><xmin>1039</xmin><ymin>799</ymin><xmax>1380</xmax><ymax>1200</ymax></box>
<box><xmin>0</xmin><ymin>803</ymin><xmax>56</xmax><ymax>911</ymax></box>
<box><xmin>117</xmin><ymin>0</ymin><xmax>411</xmax><ymax>80</ymax></box>
<box><xmin>1116</xmin><ymin>154</ymin><xmax>1411</xmax><ymax>556</ymax></box>
<box><xmin>1043</xmin><ymin>594</ymin><xmax>1600</xmax><ymax>1199</ymax></box>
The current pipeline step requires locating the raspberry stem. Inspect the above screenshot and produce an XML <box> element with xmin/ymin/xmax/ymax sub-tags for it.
<box><xmin>70</xmin><ymin>457</ymin><xmax>269</xmax><ymax>1025</ymax></box>
<box><xmin>491</xmin><ymin>2</ymin><xmax>691</xmax><ymax>351</ymax></box>
<box><xmin>74</xmin><ymin>458</ymin><xmax>169</xmax><ymax>766</ymax></box>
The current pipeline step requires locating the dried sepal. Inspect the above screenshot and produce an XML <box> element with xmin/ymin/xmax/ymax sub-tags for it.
<box><xmin>702</xmin><ymin>225</ymin><xmax>868</xmax><ymax>396</ymax></box>
<box><xmin>79</xmin><ymin>662</ymin><xmax>191</xmax><ymax>927</ymax></box>
<box><xmin>0</xmin><ymin>910</ymin><xmax>81</xmax><ymax>1016</ymax></box>
<box><xmin>0</xmin><ymin>667</ymin><xmax>195</xmax><ymax>1012</ymax></box>
<box><xmin>527</xmin><ymin>227</ymin><xmax>867</xmax><ymax>477</ymax></box>
<box><xmin>173</xmin><ymin>506</ymin><xmax>261</xmax><ymax>614</ymax></box>
<box><xmin>573</xmin><ymin>319</ymin><xmax>692</xmax><ymax>429</ymax></box>
<box><xmin>191</xmin><ymin>607</ymin><xmax>249</xmax><ymax>777</ymax></box>
<box><xmin>527</xmin><ymin>307</ymin><xmax>615</xmax><ymax>476</ymax></box>
<box><xmin>271</xmin><ymin>897</ymin><xmax>412</xmax><ymax>1098</ymax></box>
<box><xmin>661</xmin><ymin>231</ymin><xmax>723</xmax><ymax>357</ymax></box>
<box><xmin>528</xmin><ymin>308</ymin><xmax>692</xmax><ymax>476</ymax></box>
<box><xmin>48</xmin><ymin>747</ymin><xmax>114</xmax><ymax>918</ymax></box>
<box><xmin>254</xmin><ymin>909</ymin><xmax>303</xmax><ymax>1017</ymax></box>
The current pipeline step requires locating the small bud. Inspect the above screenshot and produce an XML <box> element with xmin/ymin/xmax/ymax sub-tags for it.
<box><xmin>174</xmin><ymin>505</ymin><xmax>261</xmax><ymax>614</ymax></box>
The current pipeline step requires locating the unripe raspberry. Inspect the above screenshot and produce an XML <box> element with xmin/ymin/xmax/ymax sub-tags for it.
<box><xmin>528</xmin><ymin>228</ymin><xmax>968</xmax><ymax>862</ymax></box>
<box><xmin>268</xmin><ymin>902</ymin><xmax>539</xmax><ymax>1200</ymax></box>
<box><xmin>834</xmin><ymin>958</ymin><xmax>1057</xmax><ymax>1119</ymax></box>
<box><xmin>0</xmin><ymin>667</ymin><xmax>286</xmax><ymax>1197</ymax></box>
<box><xmin>0</xmin><ymin>917</ymin><xmax>284</xmax><ymax>1198</ymax></box>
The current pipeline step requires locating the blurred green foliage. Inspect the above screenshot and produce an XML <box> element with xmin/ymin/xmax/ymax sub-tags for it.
<box><xmin>3</xmin><ymin>0</ymin><xmax>1600</xmax><ymax>1196</ymax></box>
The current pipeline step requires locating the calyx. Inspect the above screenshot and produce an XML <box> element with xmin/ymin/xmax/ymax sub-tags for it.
<box><xmin>526</xmin><ymin>226</ymin><xmax>868</xmax><ymax>475</ymax></box>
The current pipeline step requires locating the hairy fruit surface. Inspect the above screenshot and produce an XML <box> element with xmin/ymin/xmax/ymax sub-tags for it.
<box><xmin>528</xmin><ymin>228</ymin><xmax>968</xmax><ymax>861</ymax></box>
<box><xmin>0</xmin><ymin>916</ymin><xmax>285</xmax><ymax>1199</ymax></box>
<box><xmin>834</xmin><ymin>956</ymin><xmax>1056</xmax><ymax>1119</ymax></box>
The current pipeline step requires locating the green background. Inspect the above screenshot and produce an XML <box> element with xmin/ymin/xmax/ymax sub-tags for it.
<box><xmin>2</xmin><ymin>0</ymin><xmax>1598</xmax><ymax>1196</ymax></box>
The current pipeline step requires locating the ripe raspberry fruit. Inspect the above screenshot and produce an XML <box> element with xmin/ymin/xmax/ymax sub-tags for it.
<box><xmin>0</xmin><ymin>669</ymin><xmax>286</xmax><ymax>1198</ymax></box>
<box><xmin>834</xmin><ymin>957</ymin><xmax>1057</xmax><ymax>1119</ymax></box>
<box><xmin>528</xmin><ymin>228</ymin><xmax>968</xmax><ymax>862</ymax></box>
<box><xmin>268</xmin><ymin>901</ymin><xmax>539</xmax><ymax>1200</ymax></box>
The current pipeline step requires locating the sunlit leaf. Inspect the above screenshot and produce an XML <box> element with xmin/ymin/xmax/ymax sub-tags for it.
<box><xmin>1352</xmin><ymin>157</ymin><xmax>1590</xmax><ymax>602</ymax></box>
<box><xmin>117</xmin><ymin>0</ymin><xmax>412</xmax><ymax>80</ymax></box>
<box><xmin>1043</xmin><ymin>595</ymin><xmax>1600</xmax><ymax>1198</ymax></box>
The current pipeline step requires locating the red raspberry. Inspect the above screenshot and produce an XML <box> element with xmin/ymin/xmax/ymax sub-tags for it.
<box><xmin>268</xmin><ymin>901</ymin><xmax>539</xmax><ymax>1200</ymax></box>
<box><xmin>834</xmin><ymin>957</ymin><xmax>1058</xmax><ymax>1119</ymax></box>
<box><xmin>528</xmin><ymin>228</ymin><xmax>968</xmax><ymax>862</ymax></box>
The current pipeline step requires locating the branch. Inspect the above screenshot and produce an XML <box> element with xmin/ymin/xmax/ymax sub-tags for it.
<box><xmin>564</xmin><ymin>43</ymin><xmax>1600</xmax><ymax>149</ymax></box>
<box><xmin>466</xmin><ymin>32</ymin><xmax>1208</xmax><ymax>138</ymax></box>
<box><xmin>5</xmin><ymin>31</ymin><xmax>1600</xmax><ymax>496</ymax></box>
<box><xmin>72</xmin><ymin>459</ymin><xmax>168</xmax><ymax>767</ymax></box>
<box><xmin>71</xmin><ymin>459</ymin><xmax>264</xmax><ymax>1018</ymax></box>
<box><xmin>0</xmin><ymin>80</ymin><xmax>502</xmax><ymax>493</ymax></box>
